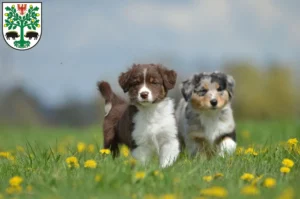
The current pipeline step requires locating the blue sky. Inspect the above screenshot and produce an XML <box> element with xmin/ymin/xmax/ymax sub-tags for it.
<box><xmin>1</xmin><ymin>0</ymin><xmax>299</xmax><ymax>106</ymax></box>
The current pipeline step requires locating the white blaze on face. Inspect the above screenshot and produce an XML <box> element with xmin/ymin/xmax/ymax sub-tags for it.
<box><xmin>208</xmin><ymin>90</ymin><xmax>218</xmax><ymax>101</ymax></box>
<box><xmin>137</xmin><ymin>68</ymin><xmax>153</xmax><ymax>103</ymax></box>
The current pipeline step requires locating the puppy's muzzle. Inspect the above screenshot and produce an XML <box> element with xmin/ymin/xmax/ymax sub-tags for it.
<box><xmin>210</xmin><ymin>99</ymin><xmax>218</xmax><ymax>107</ymax></box>
<box><xmin>140</xmin><ymin>91</ymin><xmax>149</xmax><ymax>99</ymax></box>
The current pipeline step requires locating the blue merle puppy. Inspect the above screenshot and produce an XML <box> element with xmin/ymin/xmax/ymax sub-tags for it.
<box><xmin>175</xmin><ymin>71</ymin><xmax>236</xmax><ymax>158</ymax></box>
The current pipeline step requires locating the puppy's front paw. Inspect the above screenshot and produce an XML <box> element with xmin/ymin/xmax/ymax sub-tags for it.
<box><xmin>131</xmin><ymin>146</ymin><xmax>153</xmax><ymax>165</ymax></box>
<box><xmin>159</xmin><ymin>139</ymin><xmax>180</xmax><ymax>168</ymax></box>
<box><xmin>218</xmin><ymin>138</ymin><xmax>236</xmax><ymax>157</ymax></box>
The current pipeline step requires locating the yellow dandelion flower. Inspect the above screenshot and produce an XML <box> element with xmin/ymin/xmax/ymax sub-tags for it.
<box><xmin>263</xmin><ymin>178</ymin><xmax>276</xmax><ymax>188</ymax></box>
<box><xmin>280</xmin><ymin>167</ymin><xmax>290</xmax><ymax>174</ymax></box>
<box><xmin>251</xmin><ymin>175</ymin><xmax>264</xmax><ymax>185</ymax></box>
<box><xmin>124</xmin><ymin>157</ymin><xmax>137</xmax><ymax>166</ymax></box>
<box><xmin>240</xmin><ymin>173</ymin><xmax>255</xmax><ymax>181</ymax></box>
<box><xmin>277</xmin><ymin>187</ymin><xmax>294</xmax><ymax>199</ymax></box>
<box><xmin>4</xmin><ymin>24</ymin><xmax>7</xmax><ymax>27</ymax></box>
<box><xmin>244</xmin><ymin>147</ymin><xmax>258</xmax><ymax>156</ymax></box>
<box><xmin>0</xmin><ymin>152</ymin><xmax>15</xmax><ymax>160</ymax></box>
<box><xmin>36</xmin><ymin>13</ymin><xmax>40</xmax><ymax>16</ymax></box>
<box><xmin>203</xmin><ymin>176</ymin><xmax>213</xmax><ymax>182</ymax></box>
<box><xmin>12</xmin><ymin>5</ymin><xmax>15</xmax><ymax>8</ymax></box>
<box><xmin>121</xmin><ymin>145</ymin><xmax>130</xmax><ymax>157</ymax></box>
<box><xmin>200</xmin><ymin>186</ymin><xmax>228</xmax><ymax>198</ymax></box>
<box><xmin>9</xmin><ymin>176</ymin><xmax>23</xmax><ymax>187</ymax></box>
<box><xmin>214</xmin><ymin>173</ymin><xmax>224</xmax><ymax>179</ymax></box>
<box><xmin>37</xmin><ymin>24</ymin><xmax>40</xmax><ymax>28</ymax></box>
<box><xmin>87</xmin><ymin>144</ymin><xmax>95</xmax><ymax>153</ymax></box>
<box><xmin>282</xmin><ymin>159</ymin><xmax>294</xmax><ymax>168</ymax></box>
<box><xmin>135</xmin><ymin>171</ymin><xmax>146</xmax><ymax>180</ymax></box>
<box><xmin>241</xmin><ymin>185</ymin><xmax>260</xmax><ymax>195</ymax></box>
<box><xmin>84</xmin><ymin>159</ymin><xmax>97</xmax><ymax>168</ymax></box>
<box><xmin>159</xmin><ymin>194</ymin><xmax>177</xmax><ymax>199</ymax></box>
<box><xmin>30</xmin><ymin>5</ymin><xmax>33</xmax><ymax>8</ymax></box>
<box><xmin>296</xmin><ymin>146</ymin><xmax>300</xmax><ymax>155</ymax></box>
<box><xmin>287</xmin><ymin>138</ymin><xmax>298</xmax><ymax>146</ymax></box>
<box><xmin>6</xmin><ymin>185</ymin><xmax>22</xmax><ymax>194</ymax></box>
<box><xmin>77</xmin><ymin>142</ymin><xmax>86</xmax><ymax>153</ymax></box>
<box><xmin>153</xmin><ymin>170</ymin><xmax>164</xmax><ymax>179</ymax></box>
<box><xmin>0</xmin><ymin>152</ymin><xmax>9</xmax><ymax>157</ymax></box>
<box><xmin>4</xmin><ymin>13</ymin><xmax>8</xmax><ymax>16</ymax></box>
<box><xmin>66</xmin><ymin>156</ymin><xmax>79</xmax><ymax>168</ymax></box>
<box><xmin>31</xmin><ymin>19</ymin><xmax>34</xmax><ymax>22</ymax></box>
<box><xmin>26</xmin><ymin>185</ymin><xmax>33</xmax><ymax>193</ymax></box>
<box><xmin>100</xmin><ymin>148</ymin><xmax>111</xmax><ymax>155</ymax></box>
<box><xmin>235</xmin><ymin>147</ymin><xmax>244</xmax><ymax>155</ymax></box>
<box><xmin>94</xmin><ymin>174</ymin><xmax>102</xmax><ymax>182</ymax></box>
<box><xmin>144</xmin><ymin>194</ymin><xmax>157</xmax><ymax>199</ymax></box>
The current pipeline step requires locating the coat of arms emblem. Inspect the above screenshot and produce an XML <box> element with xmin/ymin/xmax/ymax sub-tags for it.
<box><xmin>2</xmin><ymin>2</ymin><xmax>42</xmax><ymax>50</ymax></box>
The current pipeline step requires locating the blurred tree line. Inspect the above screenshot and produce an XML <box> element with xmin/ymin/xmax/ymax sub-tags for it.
<box><xmin>224</xmin><ymin>61</ymin><xmax>298</xmax><ymax>120</ymax></box>
<box><xmin>0</xmin><ymin>61</ymin><xmax>299</xmax><ymax>127</ymax></box>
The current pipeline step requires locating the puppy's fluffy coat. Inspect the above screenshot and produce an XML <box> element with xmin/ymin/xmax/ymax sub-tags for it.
<box><xmin>98</xmin><ymin>64</ymin><xmax>180</xmax><ymax>168</ymax></box>
<box><xmin>176</xmin><ymin>71</ymin><xmax>237</xmax><ymax>158</ymax></box>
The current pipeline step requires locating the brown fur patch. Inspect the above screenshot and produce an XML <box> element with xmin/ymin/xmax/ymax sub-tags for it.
<box><xmin>190</xmin><ymin>93</ymin><xmax>211</xmax><ymax>110</ymax></box>
<box><xmin>149</xmin><ymin>77</ymin><xmax>154</xmax><ymax>83</ymax></box>
<box><xmin>120</xmin><ymin>64</ymin><xmax>177</xmax><ymax>105</ymax></box>
<box><xmin>191</xmin><ymin>90</ymin><xmax>230</xmax><ymax>110</ymax></box>
<box><xmin>216</xmin><ymin>90</ymin><xmax>230</xmax><ymax>109</ymax></box>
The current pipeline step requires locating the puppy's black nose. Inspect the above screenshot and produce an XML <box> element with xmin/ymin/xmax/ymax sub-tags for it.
<box><xmin>210</xmin><ymin>99</ymin><xmax>218</xmax><ymax>107</ymax></box>
<box><xmin>140</xmin><ymin>91</ymin><xmax>149</xmax><ymax>99</ymax></box>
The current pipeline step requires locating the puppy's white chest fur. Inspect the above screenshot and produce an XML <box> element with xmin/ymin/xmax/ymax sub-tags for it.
<box><xmin>190</xmin><ymin>110</ymin><xmax>234</xmax><ymax>144</ymax></box>
<box><xmin>131</xmin><ymin>98</ymin><xmax>179</xmax><ymax>168</ymax></box>
<box><xmin>132</xmin><ymin>98</ymin><xmax>177</xmax><ymax>149</ymax></box>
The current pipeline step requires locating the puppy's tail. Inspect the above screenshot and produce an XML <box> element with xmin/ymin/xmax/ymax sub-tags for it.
<box><xmin>97</xmin><ymin>81</ymin><xmax>114</xmax><ymax>102</ymax></box>
<box><xmin>97</xmin><ymin>81</ymin><xmax>125</xmax><ymax>116</ymax></box>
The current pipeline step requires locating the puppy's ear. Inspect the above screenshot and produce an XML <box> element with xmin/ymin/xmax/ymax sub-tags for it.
<box><xmin>118</xmin><ymin>66</ymin><xmax>134</xmax><ymax>93</ymax></box>
<box><xmin>180</xmin><ymin>76</ymin><xmax>195</xmax><ymax>101</ymax></box>
<box><xmin>226</xmin><ymin>74</ymin><xmax>235</xmax><ymax>98</ymax></box>
<box><xmin>158</xmin><ymin>65</ymin><xmax>177</xmax><ymax>90</ymax></box>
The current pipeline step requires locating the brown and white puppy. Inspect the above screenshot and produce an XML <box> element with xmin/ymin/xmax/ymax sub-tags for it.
<box><xmin>98</xmin><ymin>64</ymin><xmax>180</xmax><ymax>168</ymax></box>
<box><xmin>175</xmin><ymin>71</ymin><xmax>236</xmax><ymax>158</ymax></box>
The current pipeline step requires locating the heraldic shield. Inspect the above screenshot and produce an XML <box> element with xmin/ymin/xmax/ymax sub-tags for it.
<box><xmin>2</xmin><ymin>2</ymin><xmax>42</xmax><ymax>50</ymax></box>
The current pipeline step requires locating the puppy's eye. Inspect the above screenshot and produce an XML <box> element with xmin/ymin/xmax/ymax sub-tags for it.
<box><xmin>131</xmin><ymin>80</ymin><xmax>140</xmax><ymax>85</ymax></box>
<box><xmin>199</xmin><ymin>89</ymin><xmax>208</xmax><ymax>95</ymax></box>
<box><xmin>217</xmin><ymin>87</ymin><xmax>224</xmax><ymax>92</ymax></box>
<box><xmin>150</xmin><ymin>78</ymin><xmax>160</xmax><ymax>84</ymax></box>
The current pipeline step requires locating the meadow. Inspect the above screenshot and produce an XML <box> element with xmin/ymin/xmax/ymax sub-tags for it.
<box><xmin>0</xmin><ymin>121</ymin><xmax>299</xmax><ymax>199</ymax></box>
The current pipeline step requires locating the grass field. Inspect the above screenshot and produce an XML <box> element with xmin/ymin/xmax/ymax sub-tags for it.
<box><xmin>0</xmin><ymin>121</ymin><xmax>299</xmax><ymax>199</ymax></box>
